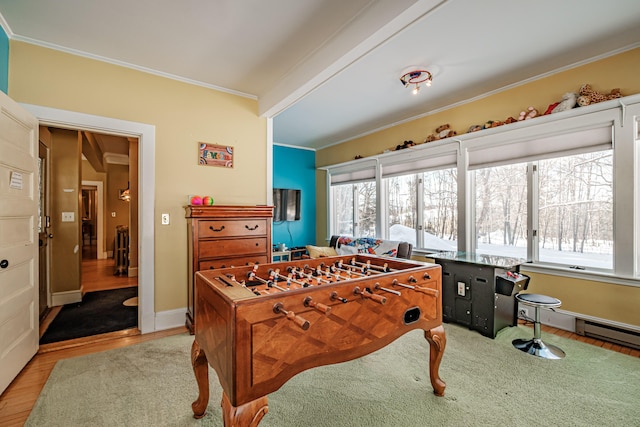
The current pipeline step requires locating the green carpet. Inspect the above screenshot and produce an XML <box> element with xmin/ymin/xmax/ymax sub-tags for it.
<box><xmin>26</xmin><ymin>324</ymin><xmax>639</xmax><ymax>426</ymax></box>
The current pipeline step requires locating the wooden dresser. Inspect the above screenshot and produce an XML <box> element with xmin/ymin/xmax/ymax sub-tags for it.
<box><xmin>185</xmin><ymin>205</ymin><xmax>273</xmax><ymax>333</ymax></box>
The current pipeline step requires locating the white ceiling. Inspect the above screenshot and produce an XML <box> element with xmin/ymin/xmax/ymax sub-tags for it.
<box><xmin>1</xmin><ymin>0</ymin><xmax>639</xmax><ymax>150</ymax></box>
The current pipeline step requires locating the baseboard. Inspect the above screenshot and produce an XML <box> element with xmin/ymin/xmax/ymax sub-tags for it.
<box><xmin>575</xmin><ymin>318</ymin><xmax>640</xmax><ymax>349</ymax></box>
<box><xmin>517</xmin><ymin>303</ymin><xmax>576</xmax><ymax>332</ymax></box>
<box><xmin>154</xmin><ymin>307</ymin><xmax>187</xmax><ymax>331</ymax></box>
<box><xmin>51</xmin><ymin>290</ymin><xmax>82</xmax><ymax>306</ymax></box>
<box><xmin>517</xmin><ymin>303</ymin><xmax>640</xmax><ymax>348</ymax></box>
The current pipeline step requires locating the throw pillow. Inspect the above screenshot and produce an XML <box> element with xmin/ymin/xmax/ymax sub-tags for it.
<box><xmin>306</xmin><ymin>245</ymin><xmax>338</xmax><ymax>258</ymax></box>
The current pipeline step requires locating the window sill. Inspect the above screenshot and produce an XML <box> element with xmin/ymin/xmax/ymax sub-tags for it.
<box><xmin>517</xmin><ymin>263</ymin><xmax>639</xmax><ymax>288</ymax></box>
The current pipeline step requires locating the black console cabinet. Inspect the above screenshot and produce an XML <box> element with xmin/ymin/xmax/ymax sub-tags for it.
<box><xmin>430</xmin><ymin>252</ymin><xmax>529</xmax><ymax>338</ymax></box>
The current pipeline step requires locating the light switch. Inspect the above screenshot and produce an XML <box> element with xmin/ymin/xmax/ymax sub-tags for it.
<box><xmin>161</xmin><ymin>213</ymin><xmax>170</xmax><ymax>225</ymax></box>
<box><xmin>61</xmin><ymin>212</ymin><xmax>74</xmax><ymax>222</ymax></box>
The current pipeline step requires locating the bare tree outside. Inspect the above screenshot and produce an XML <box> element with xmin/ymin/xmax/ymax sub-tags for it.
<box><xmin>332</xmin><ymin>150</ymin><xmax>612</xmax><ymax>269</ymax></box>
<box><xmin>357</xmin><ymin>182</ymin><xmax>377</xmax><ymax>237</ymax></box>
<box><xmin>538</xmin><ymin>150</ymin><xmax>612</xmax><ymax>266</ymax></box>
<box><xmin>474</xmin><ymin>163</ymin><xmax>528</xmax><ymax>255</ymax></box>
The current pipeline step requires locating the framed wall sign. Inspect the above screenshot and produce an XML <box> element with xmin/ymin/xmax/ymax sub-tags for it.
<box><xmin>199</xmin><ymin>142</ymin><xmax>233</xmax><ymax>168</ymax></box>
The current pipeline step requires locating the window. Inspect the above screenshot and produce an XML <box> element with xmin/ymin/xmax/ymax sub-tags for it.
<box><xmin>423</xmin><ymin>168</ymin><xmax>458</xmax><ymax>251</ymax></box>
<box><xmin>385</xmin><ymin>174</ymin><xmax>417</xmax><ymax>244</ymax></box>
<box><xmin>331</xmin><ymin>181</ymin><xmax>376</xmax><ymax>237</ymax></box>
<box><xmin>474</xmin><ymin>163</ymin><xmax>528</xmax><ymax>259</ymax></box>
<box><xmin>536</xmin><ymin>150</ymin><xmax>613</xmax><ymax>269</ymax></box>
<box><xmin>325</xmin><ymin>103</ymin><xmax>637</xmax><ymax>277</ymax></box>
<box><xmin>332</xmin><ymin>184</ymin><xmax>354</xmax><ymax>236</ymax></box>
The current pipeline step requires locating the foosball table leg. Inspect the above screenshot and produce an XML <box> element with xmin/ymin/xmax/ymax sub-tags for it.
<box><xmin>424</xmin><ymin>325</ymin><xmax>447</xmax><ymax>397</ymax></box>
<box><xmin>191</xmin><ymin>340</ymin><xmax>210</xmax><ymax>418</ymax></box>
<box><xmin>221</xmin><ymin>392</ymin><xmax>269</xmax><ymax>427</ymax></box>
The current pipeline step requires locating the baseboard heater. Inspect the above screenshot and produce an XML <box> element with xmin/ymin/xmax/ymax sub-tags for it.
<box><xmin>575</xmin><ymin>319</ymin><xmax>640</xmax><ymax>350</ymax></box>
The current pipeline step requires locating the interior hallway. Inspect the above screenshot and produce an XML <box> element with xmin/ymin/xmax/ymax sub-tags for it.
<box><xmin>39</xmin><ymin>242</ymin><xmax>138</xmax><ymax>349</ymax></box>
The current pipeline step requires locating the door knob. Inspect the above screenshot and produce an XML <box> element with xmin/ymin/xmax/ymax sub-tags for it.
<box><xmin>48</xmin><ymin>234</ymin><xmax>54</xmax><ymax>238</ymax></box>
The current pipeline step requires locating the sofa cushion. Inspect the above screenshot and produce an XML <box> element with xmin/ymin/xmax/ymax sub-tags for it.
<box><xmin>306</xmin><ymin>245</ymin><xmax>338</xmax><ymax>258</ymax></box>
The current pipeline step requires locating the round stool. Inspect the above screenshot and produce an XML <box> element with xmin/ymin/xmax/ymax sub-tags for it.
<box><xmin>512</xmin><ymin>293</ymin><xmax>565</xmax><ymax>360</ymax></box>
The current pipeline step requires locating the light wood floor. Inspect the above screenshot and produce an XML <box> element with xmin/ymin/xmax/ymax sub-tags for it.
<box><xmin>39</xmin><ymin>250</ymin><xmax>138</xmax><ymax>345</ymax></box>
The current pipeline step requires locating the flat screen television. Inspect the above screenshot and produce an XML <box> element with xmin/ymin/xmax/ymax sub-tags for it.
<box><xmin>273</xmin><ymin>188</ymin><xmax>301</xmax><ymax>221</ymax></box>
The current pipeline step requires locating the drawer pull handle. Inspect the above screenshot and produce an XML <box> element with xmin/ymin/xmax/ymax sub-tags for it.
<box><xmin>209</xmin><ymin>225</ymin><xmax>225</xmax><ymax>232</ymax></box>
<box><xmin>245</xmin><ymin>224</ymin><xmax>259</xmax><ymax>231</ymax></box>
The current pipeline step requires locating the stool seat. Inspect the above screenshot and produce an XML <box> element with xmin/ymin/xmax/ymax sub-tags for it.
<box><xmin>515</xmin><ymin>293</ymin><xmax>562</xmax><ymax>308</ymax></box>
<box><xmin>513</xmin><ymin>293</ymin><xmax>565</xmax><ymax>360</ymax></box>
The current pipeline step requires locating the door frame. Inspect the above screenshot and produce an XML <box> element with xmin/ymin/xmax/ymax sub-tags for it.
<box><xmin>81</xmin><ymin>181</ymin><xmax>106</xmax><ymax>259</ymax></box>
<box><xmin>23</xmin><ymin>104</ymin><xmax>156</xmax><ymax>334</ymax></box>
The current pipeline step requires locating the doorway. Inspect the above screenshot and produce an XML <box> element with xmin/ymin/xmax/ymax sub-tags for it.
<box><xmin>23</xmin><ymin>103</ymin><xmax>156</xmax><ymax>335</ymax></box>
<box><xmin>38</xmin><ymin>127</ymin><xmax>140</xmax><ymax>345</ymax></box>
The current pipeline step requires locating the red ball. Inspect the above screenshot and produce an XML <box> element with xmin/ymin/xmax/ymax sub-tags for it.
<box><xmin>190</xmin><ymin>195</ymin><xmax>203</xmax><ymax>205</ymax></box>
<box><xmin>203</xmin><ymin>196</ymin><xmax>214</xmax><ymax>205</ymax></box>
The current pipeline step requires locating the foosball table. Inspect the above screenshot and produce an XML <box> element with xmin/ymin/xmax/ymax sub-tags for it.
<box><xmin>191</xmin><ymin>254</ymin><xmax>446</xmax><ymax>426</ymax></box>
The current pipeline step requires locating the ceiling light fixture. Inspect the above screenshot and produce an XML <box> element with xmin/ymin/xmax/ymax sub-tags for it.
<box><xmin>400</xmin><ymin>67</ymin><xmax>432</xmax><ymax>95</ymax></box>
<box><xmin>119</xmin><ymin>182</ymin><xmax>131</xmax><ymax>202</ymax></box>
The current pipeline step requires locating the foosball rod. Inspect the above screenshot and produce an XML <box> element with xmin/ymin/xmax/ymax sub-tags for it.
<box><xmin>374</xmin><ymin>282</ymin><xmax>401</xmax><ymax>296</ymax></box>
<box><xmin>353</xmin><ymin>286</ymin><xmax>387</xmax><ymax>304</ymax></box>
<box><xmin>333</xmin><ymin>261</ymin><xmax>370</xmax><ymax>278</ymax></box>
<box><xmin>289</xmin><ymin>265</ymin><xmax>332</xmax><ymax>284</ymax></box>
<box><xmin>348</xmin><ymin>258</ymin><xmax>394</xmax><ymax>272</ymax></box>
<box><xmin>304</xmin><ymin>264</ymin><xmax>343</xmax><ymax>282</ymax></box>
<box><xmin>391</xmin><ymin>278</ymin><xmax>438</xmax><ymax>296</ymax></box>
<box><xmin>247</xmin><ymin>271</ymin><xmax>289</xmax><ymax>292</ymax></box>
<box><xmin>268</xmin><ymin>268</ymin><xmax>307</xmax><ymax>287</ymax></box>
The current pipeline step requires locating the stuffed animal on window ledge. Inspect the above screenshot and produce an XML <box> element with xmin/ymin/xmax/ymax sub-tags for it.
<box><xmin>577</xmin><ymin>84</ymin><xmax>622</xmax><ymax>107</ymax></box>
<box><xmin>550</xmin><ymin>92</ymin><xmax>578</xmax><ymax>114</ymax></box>
<box><xmin>424</xmin><ymin>123</ymin><xmax>457</xmax><ymax>142</ymax></box>
<box><xmin>394</xmin><ymin>140</ymin><xmax>416</xmax><ymax>150</ymax></box>
<box><xmin>518</xmin><ymin>106</ymin><xmax>538</xmax><ymax>121</ymax></box>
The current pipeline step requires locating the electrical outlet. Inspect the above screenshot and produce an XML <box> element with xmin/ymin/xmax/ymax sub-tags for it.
<box><xmin>161</xmin><ymin>213</ymin><xmax>170</xmax><ymax>225</ymax></box>
<box><xmin>518</xmin><ymin>308</ymin><xmax>529</xmax><ymax>319</ymax></box>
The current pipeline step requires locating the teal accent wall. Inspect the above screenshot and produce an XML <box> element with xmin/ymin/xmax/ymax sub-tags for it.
<box><xmin>273</xmin><ymin>145</ymin><xmax>315</xmax><ymax>249</ymax></box>
<box><xmin>0</xmin><ymin>26</ymin><xmax>8</xmax><ymax>94</ymax></box>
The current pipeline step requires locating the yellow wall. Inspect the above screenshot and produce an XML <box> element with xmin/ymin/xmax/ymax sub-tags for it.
<box><xmin>316</xmin><ymin>48</ymin><xmax>640</xmax><ymax>327</ymax></box>
<box><xmin>525</xmin><ymin>273</ymin><xmax>639</xmax><ymax>326</ymax></box>
<box><xmin>9</xmin><ymin>41</ymin><xmax>268</xmax><ymax>312</ymax></box>
<box><xmin>50</xmin><ymin>128</ymin><xmax>82</xmax><ymax>293</ymax></box>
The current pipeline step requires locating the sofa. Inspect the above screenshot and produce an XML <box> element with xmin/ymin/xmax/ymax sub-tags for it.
<box><xmin>329</xmin><ymin>235</ymin><xmax>413</xmax><ymax>259</ymax></box>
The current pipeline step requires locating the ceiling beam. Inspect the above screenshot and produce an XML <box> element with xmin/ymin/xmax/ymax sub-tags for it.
<box><xmin>81</xmin><ymin>131</ymin><xmax>105</xmax><ymax>172</ymax></box>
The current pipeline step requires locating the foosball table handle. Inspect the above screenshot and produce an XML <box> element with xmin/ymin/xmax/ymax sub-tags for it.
<box><xmin>273</xmin><ymin>302</ymin><xmax>310</xmax><ymax>330</ymax></box>
<box><xmin>353</xmin><ymin>286</ymin><xmax>387</xmax><ymax>305</ymax></box>
<box><xmin>303</xmin><ymin>296</ymin><xmax>331</xmax><ymax>314</ymax></box>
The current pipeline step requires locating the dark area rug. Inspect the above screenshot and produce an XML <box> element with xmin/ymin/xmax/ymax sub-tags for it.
<box><xmin>40</xmin><ymin>287</ymin><xmax>138</xmax><ymax>344</ymax></box>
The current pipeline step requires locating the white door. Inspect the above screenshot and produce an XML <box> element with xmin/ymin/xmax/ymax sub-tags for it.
<box><xmin>0</xmin><ymin>91</ymin><xmax>39</xmax><ymax>394</ymax></box>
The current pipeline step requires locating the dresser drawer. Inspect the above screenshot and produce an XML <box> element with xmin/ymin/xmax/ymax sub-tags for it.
<box><xmin>199</xmin><ymin>237</ymin><xmax>268</xmax><ymax>258</ymax></box>
<box><xmin>198</xmin><ymin>219</ymin><xmax>267</xmax><ymax>238</ymax></box>
<box><xmin>199</xmin><ymin>255</ymin><xmax>269</xmax><ymax>271</ymax></box>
